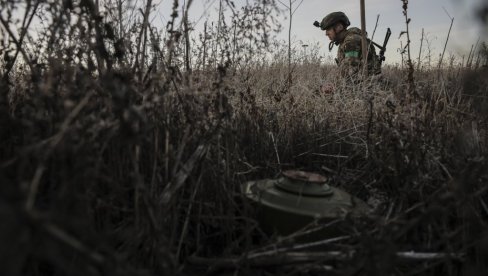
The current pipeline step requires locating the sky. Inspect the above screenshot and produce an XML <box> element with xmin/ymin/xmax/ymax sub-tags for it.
<box><xmin>156</xmin><ymin>0</ymin><xmax>488</xmax><ymax>65</ymax></box>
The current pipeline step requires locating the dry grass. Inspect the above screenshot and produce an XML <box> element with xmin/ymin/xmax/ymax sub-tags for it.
<box><xmin>1</xmin><ymin>1</ymin><xmax>488</xmax><ymax>275</ymax></box>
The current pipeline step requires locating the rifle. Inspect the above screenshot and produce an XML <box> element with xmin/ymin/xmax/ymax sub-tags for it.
<box><xmin>370</xmin><ymin>28</ymin><xmax>391</xmax><ymax>65</ymax></box>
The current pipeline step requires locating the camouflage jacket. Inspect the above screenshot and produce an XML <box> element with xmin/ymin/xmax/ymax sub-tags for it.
<box><xmin>335</xmin><ymin>27</ymin><xmax>381</xmax><ymax>78</ymax></box>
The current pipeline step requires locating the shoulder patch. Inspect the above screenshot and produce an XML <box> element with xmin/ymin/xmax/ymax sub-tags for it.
<box><xmin>345</xmin><ymin>51</ymin><xmax>359</xmax><ymax>58</ymax></box>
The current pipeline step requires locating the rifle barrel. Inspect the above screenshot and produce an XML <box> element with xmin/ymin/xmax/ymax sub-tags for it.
<box><xmin>383</xmin><ymin>28</ymin><xmax>391</xmax><ymax>49</ymax></box>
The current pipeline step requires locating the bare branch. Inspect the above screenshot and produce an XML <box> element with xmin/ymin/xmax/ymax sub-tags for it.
<box><xmin>277</xmin><ymin>0</ymin><xmax>289</xmax><ymax>9</ymax></box>
<box><xmin>292</xmin><ymin>0</ymin><xmax>304</xmax><ymax>15</ymax></box>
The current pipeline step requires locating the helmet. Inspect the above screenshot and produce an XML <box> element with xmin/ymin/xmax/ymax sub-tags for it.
<box><xmin>320</xmin><ymin>12</ymin><xmax>350</xmax><ymax>30</ymax></box>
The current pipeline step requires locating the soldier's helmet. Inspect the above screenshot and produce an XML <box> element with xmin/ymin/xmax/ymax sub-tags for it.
<box><xmin>320</xmin><ymin>12</ymin><xmax>350</xmax><ymax>30</ymax></box>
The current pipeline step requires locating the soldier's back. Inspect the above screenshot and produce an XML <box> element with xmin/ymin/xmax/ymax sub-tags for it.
<box><xmin>338</xmin><ymin>27</ymin><xmax>381</xmax><ymax>76</ymax></box>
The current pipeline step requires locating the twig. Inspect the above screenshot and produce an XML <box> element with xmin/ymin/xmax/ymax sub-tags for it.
<box><xmin>427</xmin><ymin>150</ymin><xmax>453</xmax><ymax>180</ymax></box>
<box><xmin>176</xmin><ymin>172</ymin><xmax>202</xmax><ymax>260</ymax></box>
<box><xmin>269</xmin><ymin>131</ymin><xmax>281</xmax><ymax>168</ymax></box>
<box><xmin>467</xmin><ymin>44</ymin><xmax>475</xmax><ymax>68</ymax></box>
<box><xmin>213</xmin><ymin>0</ymin><xmax>223</xmax><ymax>68</ymax></box>
<box><xmin>401</xmin><ymin>0</ymin><xmax>416</xmax><ymax>99</ymax></box>
<box><xmin>26</xmin><ymin>210</ymin><xmax>105</xmax><ymax>266</ymax></box>
<box><xmin>417</xmin><ymin>28</ymin><xmax>424</xmax><ymax>71</ymax></box>
<box><xmin>395</xmin><ymin>251</ymin><xmax>463</xmax><ymax>261</ymax></box>
<box><xmin>360</xmin><ymin>0</ymin><xmax>368</xmax><ymax>75</ymax></box>
<box><xmin>160</xmin><ymin>144</ymin><xmax>208</xmax><ymax>205</ymax></box>
<box><xmin>182</xmin><ymin>0</ymin><xmax>193</xmax><ymax>79</ymax></box>
<box><xmin>256</xmin><ymin>219</ymin><xmax>344</xmax><ymax>252</ymax></box>
<box><xmin>277</xmin><ymin>0</ymin><xmax>303</xmax><ymax>90</ymax></box>
<box><xmin>150</xmin><ymin>130</ymin><xmax>159</xmax><ymax>194</ymax></box>
<box><xmin>25</xmin><ymin>89</ymin><xmax>95</xmax><ymax>210</ymax></box>
<box><xmin>188</xmin><ymin>250</ymin><xmax>464</xmax><ymax>269</ymax></box>
<box><xmin>26</xmin><ymin>166</ymin><xmax>46</xmax><ymax>210</ymax></box>
<box><xmin>249</xmin><ymin>235</ymin><xmax>350</xmax><ymax>258</ymax></box>
<box><xmin>311</xmin><ymin>153</ymin><xmax>349</xmax><ymax>159</ymax></box>
<box><xmin>366</xmin><ymin>96</ymin><xmax>374</xmax><ymax>158</ymax></box>
<box><xmin>0</xmin><ymin>14</ymin><xmax>35</xmax><ymax>74</ymax></box>
<box><xmin>468</xmin><ymin>37</ymin><xmax>481</xmax><ymax>68</ymax></box>
<box><xmin>439</xmin><ymin>7</ymin><xmax>454</xmax><ymax>69</ymax></box>
<box><xmin>43</xmin><ymin>223</ymin><xmax>105</xmax><ymax>265</ymax></box>
<box><xmin>438</xmin><ymin>7</ymin><xmax>454</xmax><ymax>69</ymax></box>
<box><xmin>2</xmin><ymin>0</ymin><xmax>40</xmax><ymax>78</ymax></box>
<box><xmin>479</xmin><ymin>197</ymin><xmax>488</xmax><ymax>216</ymax></box>
<box><xmin>369</xmin><ymin>15</ymin><xmax>380</xmax><ymax>49</ymax></box>
<box><xmin>135</xmin><ymin>0</ymin><xmax>153</xmax><ymax>80</ymax></box>
<box><xmin>189</xmin><ymin>251</ymin><xmax>350</xmax><ymax>269</ymax></box>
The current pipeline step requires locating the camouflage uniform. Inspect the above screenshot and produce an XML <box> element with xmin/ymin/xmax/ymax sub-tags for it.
<box><xmin>318</xmin><ymin>12</ymin><xmax>381</xmax><ymax>79</ymax></box>
<box><xmin>335</xmin><ymin>27</ymin><xmax>381</xmax><ymax>78</ymax></box>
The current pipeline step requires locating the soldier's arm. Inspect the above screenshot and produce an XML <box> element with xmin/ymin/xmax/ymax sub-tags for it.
<box><xmin>339</xmin><ymin>34</ymin><xmax>362</xmax><ymax>77</ymax></box>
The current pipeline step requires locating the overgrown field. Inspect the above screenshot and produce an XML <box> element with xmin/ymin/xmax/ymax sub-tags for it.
<box><xmin>1</xmin><ymin>1</ymin><xmax>488</xmax><ymax>275</ymax></box>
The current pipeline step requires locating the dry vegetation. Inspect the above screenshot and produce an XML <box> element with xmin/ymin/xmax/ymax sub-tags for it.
<box><xmin>1</xmin><ymin>0</ymin><xmax>488</xmax><ymax>275</ymax></box>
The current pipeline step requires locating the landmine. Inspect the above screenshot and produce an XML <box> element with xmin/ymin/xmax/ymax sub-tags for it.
<box><xmin>242</xmin><ymin>170</ymin><xmax>371</xmax><ymax>239</ymax></box>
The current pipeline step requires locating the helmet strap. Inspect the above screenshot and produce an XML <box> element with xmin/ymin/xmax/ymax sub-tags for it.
<box><xmin>329</xmin><ymin>41</ymin><xmax>334</xmax><ymax>52</ymax></box>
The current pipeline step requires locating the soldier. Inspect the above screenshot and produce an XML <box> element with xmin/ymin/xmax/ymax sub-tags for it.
<box><xmin>318</xmin><ymin>12</ymin><xmax>381</xmax><ymax>80</ymax></box>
